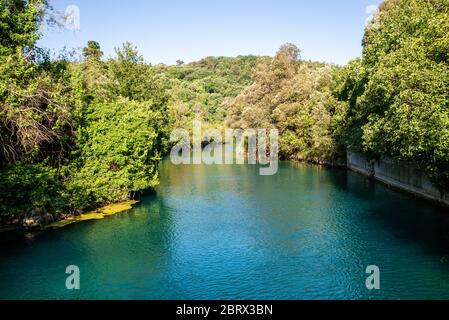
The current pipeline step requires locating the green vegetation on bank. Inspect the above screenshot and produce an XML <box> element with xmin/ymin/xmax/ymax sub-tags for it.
<box><xmin>338</xmin><ymin>0</ymin><xmax>449</xmax><ymax>188</ymax></box>
<box><xmin>1</xmin><ymin>0</ymin><xmax>448</xmax><ymax>227</ymax></box>
<box><xmin>225</xmin><ymin>43</ymin><xmax>347</xmax><ymax>164</ymax></box>
<box><xmin>0</xmin><ymin>1</ymin><xmax>170</xmax><ymax>225</ymax></box>
<box><xmin>158</xmin><ymin>55</ymin><xmax>265</xmax><ymax>128</ymax></box>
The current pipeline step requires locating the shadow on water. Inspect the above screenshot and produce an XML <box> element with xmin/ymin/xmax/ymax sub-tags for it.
<box><xmin>0</xmin><ymin>190</ymin><xmax>165</xmax><ymax>264</ymax></box>
<box><xmin>325</xmin><ymin>166</ymin><xmax>449</xmax><ymax>258</ymax></box>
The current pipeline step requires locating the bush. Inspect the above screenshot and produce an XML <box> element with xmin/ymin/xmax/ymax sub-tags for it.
<box><xmin>0</xmin><ymin>163</ymin><xmax>66</xmax><ymax>218</ymax></box>
<box><xmin>66</xmin><ymin>98</ymin><xmax>163</xmax><ymax>209</ymax></box>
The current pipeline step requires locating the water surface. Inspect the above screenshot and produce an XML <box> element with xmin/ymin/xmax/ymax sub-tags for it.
<box><xmin>1</xmin><ymin>162</ymin><xmax>449</xmax><ymax>299</ymax></box>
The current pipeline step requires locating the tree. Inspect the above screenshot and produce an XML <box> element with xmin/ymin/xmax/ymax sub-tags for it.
<box><xmin>0</xmin><ymin>2</ymin><xmax>172</xmax><ymax>222</ymax></box>
<box><xmin>107</xmin><ymin>42</ymin><xmax>165</xmax><ymax>103</ymax></box>
<box><xmin>0</xmin><ymin>0</ymin><xmax>75</xmax><ymax>165</ymax></box>
<box><xmin>82</xmin><ymin>40</ymin><xmax>103</xmax><ymax>61</ymax></box>
<box><xmin>0</xmin><ymin>0</ymin><xmax>77</xmax><ymax>220</ymax></box>
<box><xmin>339</xmin><ymin>0</ymin><xmax>449</xmax><ymax>187</ymax></box>
<box><xmin>163</xmin><ymin>55</ymin><xmax>261</xmax><ymax>128</ymax></box>
<box><xmin>66</xmin><ymin>98</ymin><xmax>164</xmax><ymax>208</ymax></box>
<box><xmin>277</xmin><ymin>42</ymin><xmax>301</xmax><ymax>61</ymax></box>
<box><xmin>0</xmin><ymin>0</ymin><xmax>47</xmax><ymax>55</ymax></box>
<box><xmin>225</xmin><ymin>44</ymin><xmax>345</xmax><ymax>164</ymax></box>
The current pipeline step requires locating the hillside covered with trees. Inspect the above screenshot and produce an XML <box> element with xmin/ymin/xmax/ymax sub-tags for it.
<box><xmin>1</xmin><ymin>0</ymin><xmax>448</xmax><ymax>228</ymax></box>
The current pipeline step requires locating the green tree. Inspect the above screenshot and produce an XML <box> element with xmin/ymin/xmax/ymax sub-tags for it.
<box><xmin>0</xmin><ymin>0</ymin><xmax>47</xmax><ymax>55</ymax></box>
<box><xmin>82</xmin><ymin>40</ymin><xmax>103</xmax><ymax>61</ymax></box>
<box><xmin>225</xmin><ymin>44</ymin><xmax>345</xmax><ymax>164</ymax></box>
<box><xmin>339</xmin><ymin>0</ymin><xmax>449</xmax><ymax>186</ymax></box>
<box><xmin>0</xmin><ymin>0</ymin><xmax>75</xmax><ymax>166</ymax></box>
<box><xmin>66</xmin><ymin>98</ymin><xmax>164</xmax><ymax>209</ymax></box>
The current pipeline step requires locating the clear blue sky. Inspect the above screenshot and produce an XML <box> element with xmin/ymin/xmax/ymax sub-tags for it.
<box><xmin>39</xmin><ymin>0</ymin><xmax>382</xmax><ymax>66</ymax></box>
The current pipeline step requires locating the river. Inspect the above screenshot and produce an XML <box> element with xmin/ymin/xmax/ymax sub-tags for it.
<box><xmin>1</xmin><ymin>161</ymin><xmax>449</xmax><ymax>299</ymax></box>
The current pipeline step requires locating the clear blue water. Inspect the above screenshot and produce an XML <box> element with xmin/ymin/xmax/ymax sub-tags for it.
<box><xmin>1</xmin><ymin>161</ymin><xmax>449</xmax><ymax>300</ymax></box>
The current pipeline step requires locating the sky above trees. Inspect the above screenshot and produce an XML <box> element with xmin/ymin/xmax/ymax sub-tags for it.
<box><xmin>39</xmin><ymin>0</ymin><xmax>382</xmax><ymax>66</ymax></box>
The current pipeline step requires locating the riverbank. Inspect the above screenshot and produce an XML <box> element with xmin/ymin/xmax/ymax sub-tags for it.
<box><xmin>0</xmin><ymin>200</ymin><xmax>139</xmax><ymax>232</ymax></box>
<box><xmin>347</xmin><ymin>152</ymin><xmax>449</xmax><ymax>207</ymax></box>
<box><xmin>43</xmin><ymin>200</ymin><xmax>139</xmax><ymax>230</ymax></box>
<box><xmin>2</xmin><ymin>152</ymin><xmax>447</xmax><ymax>233</ymax></box>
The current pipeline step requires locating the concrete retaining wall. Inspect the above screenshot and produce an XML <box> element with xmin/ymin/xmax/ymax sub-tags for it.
<box><xmin>347</xmin><ymin>152</ymin><xmax>449</xmax><ymax>206</ymax></box>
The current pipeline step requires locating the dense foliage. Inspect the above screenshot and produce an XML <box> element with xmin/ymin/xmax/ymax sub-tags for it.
<box><xmin>337</xmin><ymin>0</ymin><xmax>449</xmax><ymax>187</ymax></box>
<box><xmin>0</xmin><ymin>1</ymin><xmax>171</xmax><ymax>222</ymax></box>
<box><xmin>225</xmin><ymin>44</ymin><xmax>347</xmax><ymax>164</ymax></box>
<box><xmin>158</xmin><ymin>55</ymin><xmax>263</xmax><ymax>129</ymax></box>
<box><xmin>225</xmin><ymin>0</ymin><xmax>449</xmax><ymax>182</ymax></box>
<box><xmin>1</xmin><ymin>0</ymin><xmax>448</xmax><ymax>226</ymax></box>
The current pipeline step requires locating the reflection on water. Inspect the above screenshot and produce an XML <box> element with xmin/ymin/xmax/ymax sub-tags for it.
<box><xmin>0</xmin><ymin>161</ymin><xmax>449</xmax><ymax>299</ymax></box>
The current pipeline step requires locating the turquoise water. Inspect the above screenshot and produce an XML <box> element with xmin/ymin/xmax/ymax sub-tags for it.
<box><xmin>1</xmin><ymin>161</ymin><xmax>449</xmax><ymax>300</ymax></box>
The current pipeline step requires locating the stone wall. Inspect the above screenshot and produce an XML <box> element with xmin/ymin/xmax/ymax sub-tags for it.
<box><xmin>347</xmin><ymin>152</ymin><xmax>449</xmax><ymax>206</ymax></box>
